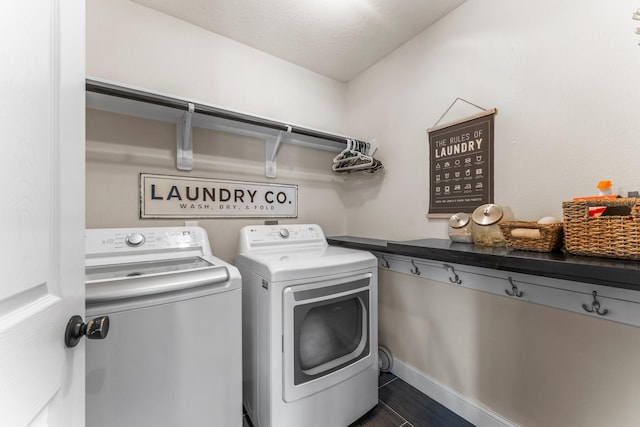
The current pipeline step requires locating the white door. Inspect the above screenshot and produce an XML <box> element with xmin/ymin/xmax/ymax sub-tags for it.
<box><xmin>0</xmin><ymin>1</ymin><xmax>86</xmax><ymax>426</ymax></box>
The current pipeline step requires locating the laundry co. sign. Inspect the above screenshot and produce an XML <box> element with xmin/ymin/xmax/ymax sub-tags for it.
<box><xmin>140</xmin><ymin>173</ymin><xmax>298</xmax><ymax>218</ymax></box>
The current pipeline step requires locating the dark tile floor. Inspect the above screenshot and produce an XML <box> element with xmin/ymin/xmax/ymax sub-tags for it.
<box><xmin>242</xmin><ymin>372</ymin><xmax>475</xmax><ymax>427</ymax></box>
<box><xmin>349</xmin><ymin>372</ymin><xmax>474</xmax><ymax>427</ymax></box>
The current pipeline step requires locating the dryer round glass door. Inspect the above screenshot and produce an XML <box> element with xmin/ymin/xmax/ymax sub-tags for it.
<box><xmin>298</xmin><ymin>297</ymin><xmax>364</xmax><ymax>372</ymax></box>
<box><xmin>282</xmin><ymin>273</ymin><xmax>374</xmax><ymax>403</ymax></box>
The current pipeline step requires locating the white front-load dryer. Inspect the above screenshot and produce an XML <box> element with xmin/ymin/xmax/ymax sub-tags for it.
<box><xmin>235</xmin><ymin>224</ymin><xmax>378</xmax><ymax>427</ymax></box>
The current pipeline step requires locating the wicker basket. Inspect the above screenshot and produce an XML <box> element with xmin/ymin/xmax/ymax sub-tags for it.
<box><xmin>562</xmin><ymin>198</ymin><xmax>640</xmax><ymax>259</ymax></box>
<box><xmin>499</xmin><ymin>221</ymin><xmax>564</xmax><ymax>252</ymax></box>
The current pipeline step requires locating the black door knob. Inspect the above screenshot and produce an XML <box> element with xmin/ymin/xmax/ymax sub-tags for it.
<box><xmin>65</xmin><ymin>315</ymin><xmax>110</xmax><ymax>348</ymax></box>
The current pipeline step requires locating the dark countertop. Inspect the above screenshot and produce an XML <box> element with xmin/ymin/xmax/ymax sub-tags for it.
<box><xmin>327</xmin><ymin>236</ymin><xmax>640</xmax><ymax>292</ymax></box>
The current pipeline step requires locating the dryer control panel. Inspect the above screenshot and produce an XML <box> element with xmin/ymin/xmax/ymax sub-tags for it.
<box><xmin>238</xmin><ymin>224</ymin><xmax>326</xmax><ymax>252</ymax></box>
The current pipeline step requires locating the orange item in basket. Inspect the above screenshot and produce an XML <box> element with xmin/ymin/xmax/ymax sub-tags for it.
<box><xmin>597</xmin><ymin>180</ymin><xmax>612</xmax><ymax>191</ymax></box>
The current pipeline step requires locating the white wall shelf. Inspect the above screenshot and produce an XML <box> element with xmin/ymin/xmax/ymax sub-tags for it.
<box><xmin>85</xmin><ymin>77</ymin><xmax>369</xmax><ymax>178</ymax></box>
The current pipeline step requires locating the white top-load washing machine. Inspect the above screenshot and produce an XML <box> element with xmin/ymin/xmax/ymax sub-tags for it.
<box><xmin>85</xmin><ymin>226</ymin><xmax>242</xmax><ymax>427</ymax></box>
<box><xmin>235</xmin><ymin>224</ymin><xmax>378</xmax><ymax>427</ymax></box>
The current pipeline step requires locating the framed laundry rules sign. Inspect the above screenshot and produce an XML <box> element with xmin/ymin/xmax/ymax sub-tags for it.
<box><xmin>140</xmin><ymin>173</ymin><xmax>298</xmax><ymax>218</ymax></box>
<box><xmin>427</xmin><ymin>109</ymin><xmax>496</xmax><ymax>218</ymax></box>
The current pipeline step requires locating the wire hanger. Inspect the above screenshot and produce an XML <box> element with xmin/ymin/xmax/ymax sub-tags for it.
<box><xmin>332</xmin><ymin>138</ymin><xmax>383</xmax><ymax>174</ymax></box>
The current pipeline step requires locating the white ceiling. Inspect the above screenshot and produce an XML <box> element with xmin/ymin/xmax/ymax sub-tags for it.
<box><xmin>132</xmin><ymin>0</ymin><xmax>466</xmax><ymax>82</ymax></box>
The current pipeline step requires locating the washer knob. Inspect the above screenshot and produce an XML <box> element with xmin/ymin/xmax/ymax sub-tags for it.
<box><xmin>125</xmin><ymin>233</ymin><xmax>145</xmax><ymax>247</ymax></box>
<box><xmin>279</xmin><ymin>228</ymin><xmax>290</xmax><ymax>239</ymax></box>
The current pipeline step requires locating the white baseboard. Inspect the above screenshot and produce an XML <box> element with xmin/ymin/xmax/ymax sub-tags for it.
<box><xmin>390</xmin><ymin>359</ymin><xmax>519</xmax><ymax>427</ymax></box>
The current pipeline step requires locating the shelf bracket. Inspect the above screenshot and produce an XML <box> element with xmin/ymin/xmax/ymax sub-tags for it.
<box><xmin>265</xmin><ymin>126</ymin><xmax>291</xmax><ymax>178</ymax></box>
<box><xmin>177</xmin><ymin>102</ymin><xmax>195</xmax><ymax>171</ymax></box>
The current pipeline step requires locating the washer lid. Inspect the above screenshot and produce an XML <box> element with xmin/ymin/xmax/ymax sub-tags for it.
<box><xmin>472</xmin><ymin>204</ymin><xmax>504</xmax><ymax>226</ymax></box>
<box><xmin>85</xmin><ymin>253</ymin><xmax>242</xmax><ymax>306</ymax></box>
<box><xmin>85</xmin><ymin>257</ymin><xmax>215</xmax><ymax>282</ymax></box>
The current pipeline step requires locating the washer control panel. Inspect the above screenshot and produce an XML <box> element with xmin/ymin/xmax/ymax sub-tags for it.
<box><xmin>86</xmin><ymin>227</ymin><xmax>209</xmax><ymax>256</ymax></box>
<box><xmin>239</xmin><ymin>224</ymin><xmax>326</xmax><ymax>251</ymax></box>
